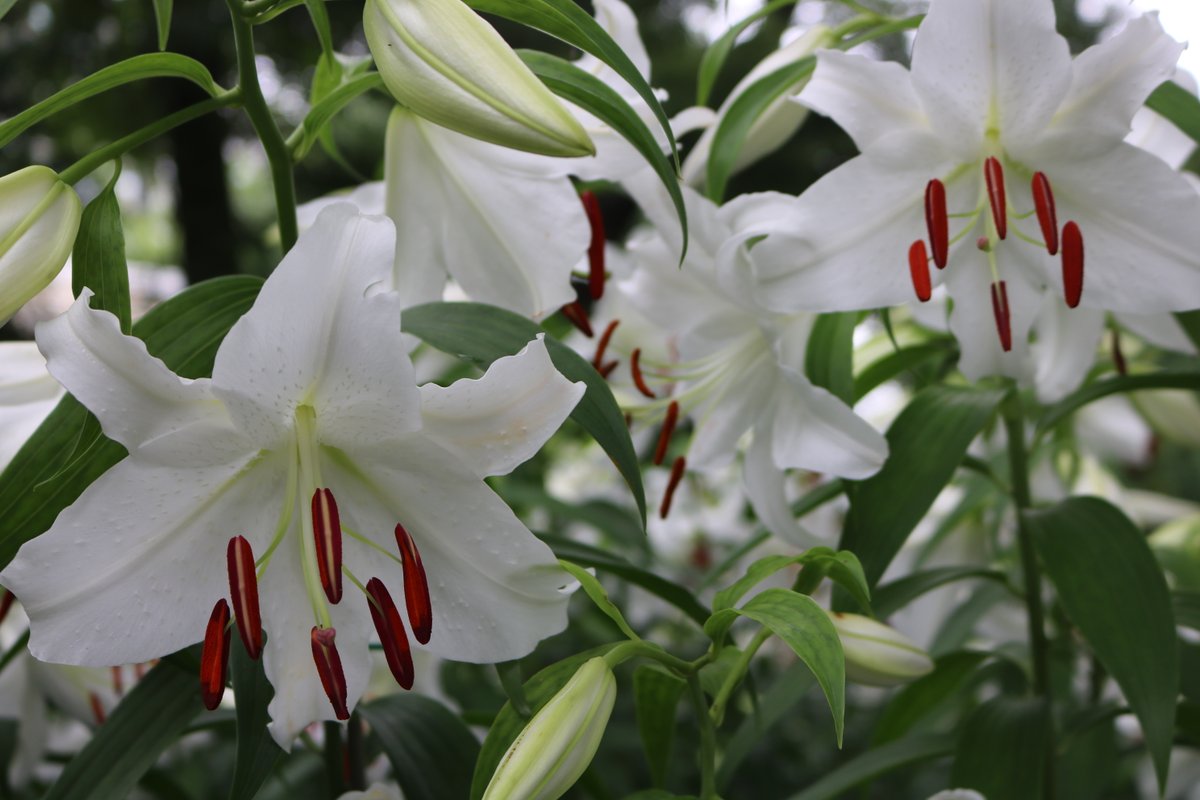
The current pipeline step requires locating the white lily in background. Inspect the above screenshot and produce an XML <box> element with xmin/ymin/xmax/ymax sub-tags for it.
<box><xmin>1</xmin><ymin>205</ymin><xmax>584</xmax><ymax>747</ymax></box>
<box><xmin>0</xmin><ymin>343</ymin><xmax>63</xmax><ymax>466</ymax></box>
<box><xmin>742</xmin><ymin>0</ymin><xmax>1200</xmax><ymax>386</ymax></box>
<box><xmin>0</xmin><ymin>166</ymin><xmax>81</xmax><ymax>324</ymax></box>
<box><xmin>613</xmin><ymin>178</ymin><xmax>886</xmax><ymax>545</ymax></box>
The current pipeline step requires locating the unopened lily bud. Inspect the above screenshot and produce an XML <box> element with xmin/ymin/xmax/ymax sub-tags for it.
<box><xmin>828</xmin><ymin>611</ymin><xmax>934</xmax><ymax>687</ymax></box>
<box><xmin>483</xmin><ymin>656</ymin><xmax>617</xmax><ymax>800</ymax></box>
<box><xmin>1132</xmin><ymin>389</ymin><xmax>1200</xmax><ymax>448</ymax></box>
<box><xmin>0</xmin><ymin>166</ymin><xmax>81</xmax><ymax>323</ymax></box>
<box><xmin>363</xmin><ymin>0</ymin><xmax>595</xmax><ymax>158</ymax></box>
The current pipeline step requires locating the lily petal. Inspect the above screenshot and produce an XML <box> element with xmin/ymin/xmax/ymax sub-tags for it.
<box><xmin>418</xmin><ymin>335</ymin><xmax>584</xmax><ymax>478</ymax></box>
<box><xmin>327</xmin><ymin>437</ymin><xmax>571</xmax><ymax>663</ymax></box>
<box><xmin>743</xmin><ymin>430</ymin><xmax>820</xmax><ymax>548</ymax></box>
<box><xmin>1116</xmin><ymin>311</ymin><xmax>1198</xmax><ymax>355</ymax></box>
<box><xmin>0</xmin><ymin>452</ymin><xmax>286</xmax><ymax>666</ymax></box>
<box><xmin>1047</xmin><ymin>142</ymin><xmax>1200</xmax><ymax>312</ymax></box>
<box><xmin>770</xmin><ymin>368</ymin><xmax>887</xmax><ymax>479</ymax></box>
<box><xmin>1031</xmin><ymin>296</ymin><xmax>1105</xmax><ymax>403</ymax></box>
<box><xmin>0</xmin><ymin>342</ymin><xmax>62</xmax><ymax>467</ymax></box>
<box><xmin>384</xmin><ymin>109</ymin><xmax>586</xmax><ymax>319</ymax></box>
<box><xmin>687</xmin><ymin>341</ymin><xmax>775</xmax><ymax>471</ymax></box>
<box><xmin>910</xmin><ymin>0</ymin><xmax>1071</xmax><ymax>159</ymax></box>
<box><xmin>945</xmin><ymin>262</ymin><xmax>1039</xmax><ymax>383</ymax></box>
<box><xmin>212</xmin><ymin>205</ymin><xmax>422</xmax><ymax>449</ymax></box>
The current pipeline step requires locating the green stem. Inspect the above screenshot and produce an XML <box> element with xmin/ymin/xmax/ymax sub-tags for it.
<box><xmin>60</xmin><ymin>92</ymin><xmax>240</xmax><ymax>185</ymax></box>
<box><xmin>227</xmin><ymin>0</ymin><xmax>299</xmax><ymax>252</ymax></box>
<box><xmin>346</xmin><ymin>712</ymin><xmax>366</xmax><ymax>791</ymax></box>
<box><xmin>240</xmin><ymin>0</ymin><xmax>286</xmax><ymax>15</ymax></box>
<box><xmin>708</xmin><ymin>627</ymin><xmax>771</xmax><ymax>727</ymax></box>
<box><xmin>688</xmin><ymin>674</ymin><xmax>720</xmax><ymax>800</ymax></box>
<box><xmin>1002</xmin><ymin>393</ymin><xmax>1055</xmax><ymax>799</ymax></box>
<box><xmin>602</xmin><ymin>640</ymin><xmax>697</xmax><ymax>674</ymax></box>
<box><xmin>323</xmin><ymin>721</ymin><xmax>345</xmax><ymax>796</ymax></box>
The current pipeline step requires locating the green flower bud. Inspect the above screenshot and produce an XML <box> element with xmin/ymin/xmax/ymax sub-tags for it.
<box><xmin>363</xmin><ymin>0</ymin><xmax>595</xmax><ymax>158</ymax></box>
<box><xmin>0</xmin><ymin>166</ymin><xmax>81</xmax><ymax>324</ymax></box>
<box><xmin>828</xmin><ymin>611</ymin><xmax>934</xmax><ymax>687</ymax></box>
<box><xmin>483</xmin><ymin>657</ymin><xmax>617</xmax><ymax>800</ymax></box>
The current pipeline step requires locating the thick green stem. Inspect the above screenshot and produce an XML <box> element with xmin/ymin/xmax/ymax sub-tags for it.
<box><xmin>1002</xmin><ymin>393</ymin><xmax>1055</xmax><ymax>799</ymax></box>
<box><xmin>346</xmin><ymin>712</ymin><xmax>366</xmax><ymax>791</ymax></box>
<box><xmin>227</xmin><ymin>0</ymin><xmax>298</xmax><ymax>252</ymax></box>
<box><xmin>602</xmin><ymin>640</ymin><xmax>697</xmax><ymax>673</ymax></box>
<box><xmin>688</xmin><ymin>674</ymin><xmax>720</xmax><ymax>800</ymax></box>
<box><xmin>60</xmin><ymin>92</ymin><xmax>240</xmax><ymax>185</ymax></box>
<box><xmin>323</xmin><ymin>721</ymin><xmax>344</xmax><ymax>796</ymax></box>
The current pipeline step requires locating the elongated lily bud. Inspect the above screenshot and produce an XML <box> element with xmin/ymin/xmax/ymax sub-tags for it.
<box><xmin>363</xmin><ymin>0</ymin><xmax>594</xmax><ymax>157</ymax></box>
<box><xmin>827</xmin><ymin>611</ymin><xmax>934</xmax><ymax>687</ymax></box>
<box><xmin>0</xmin><ymin>166</ymin><xmax>81</xmax><ymax>323</ymax></box>
<box><xmin>482</xmin><ymin>656</ymin><xmax>617</xmax><ymax>800</ymax></box>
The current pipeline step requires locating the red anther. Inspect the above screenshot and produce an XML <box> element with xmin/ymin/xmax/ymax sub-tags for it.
<box><xmin>365</xmin><ymin>578</ymin><xmax>415</xmax><ymax>690</ymax></box>
<box><xmin>660</xmin><ymin>456</ymin><xmax>686</xmax><ymax>519</ymax></box>
<box><xmin>592</xmin><ymin>319</ymin><xmax>620</xmax><ymax>370</ymax></box>
<box><xmin>690</xmin><ymin>539</ymin><xmax>712</xmax><ymax>571</ymax></box>
<box><xmin>581</xmin><ymin>191</ymin><xmax>607</xmax><ymax>301</ymax></box>
<box><xmin>1032</xmin><ymin>172</ymin><xmax>1059</xmax><ymax>255</ymax></box>
<box><xmin>89</xmin><ymin>692</ymin><xmax>106</xmax><ymax>725</ymax></box>
<box><xmin>394</xmin><ymin>524</ymin><xmax>432</xmax><ymax>645</ymax></box>
<box><xmin>1061</xmin><ymin>221</ymin><xmax>1084</xmax><ymax>309</ymax></box>
<box><xmin>561</xmin><ymin>302</ymin><xmax>593</xmax><ymax>338</ymax></box>
<box><xmin>654</xmin><ymin>401</ymin><xmax>680</xmax><ymax>466</ymax></box>
<box><xmin>908</xmin><ymin>240</ymin><xmax>932</xmax><ymax>303</ymax></box>
<box><xmin>924</xmin><ymin>179</ymin><xmax>949</xmax><ymax>269</ymax></box>
<box><xmin>226</xmin><ymin>536</ymin><xmax>263</xmax><ymax>659</ymax></box>
<box><xmin>1111</xmin><ymin>329</ymin><xmax>1127</xmax><ymax>376</ymax></box>
<box><xmin>134</xmin><ymin>662</ymin><xmax>147</xmax><ymax>680</ymax></box>
<box><xmin>0</xmin><ymin>590</ymin><xmax>14</xmax><ymax>627</ymax></box>
<box><xmin>984</xmin><ymin>157</ymin><xmax>1008</xmax><ymax>239</ymax></box>
<box><xmin>630</xmin><ymin>348</ymin><xmax>657</xmax><ymax>399</ymax></box>
<box><xmin>310</xmin><ymin>626</ymin><xmax>350</xmax><ymax>720</ymax></box>
<box><xmin>599</xmin><ymin>360</ymin><xmax>619</xmax><ymax>379</ymax></box>
<box><xmin>990</xmin><ymin>281</ymin><xmax>1013</xmax><ymax>352</ymax></box>
<box><xmin>200</xmin><ymin>599</ymin><xmax>231</xmax><ymax>711</ymax></box>
<box><xmin>312</xmin><ymin>489</ymin><xmax>343</xmax><ymax>605</ymax></box>
<box><xmin>111</xmin><ymin>666</ymin><xmax>124</xmax><ymax>696</ymax></box>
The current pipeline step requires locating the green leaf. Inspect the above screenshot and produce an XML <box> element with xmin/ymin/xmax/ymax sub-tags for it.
<box><xmin>1036</xmin><ymin>370</ymin><xmax>1200</xmax><ymax>437</ymax></box>
<box><xmin>1026</xmin><ymin>496</ymin><xmax>1179</xmax><ymax>792</ymax></box>
<box><xmin>0</xmin><ymin>53</ymin><xmax>222</xmax><ymax>149</ymax></box>
<box><xmin>1146</xmin><ymin>80</ymin><xmax>1200</xmax><ymax>146</ymax></box>
<box><xmin>853</xmin><ymin>341</ymin><xmax>951</xmax><ymax>403</ymax></box>
<box><xmin>519</xmin><ymin>50</ymin><xmax>687</xmax><ymax>255</ymax></box>
<box><xmin>541</xmin><ymin>534</ymin><xmax>708</xmax><ymax>626</ymax></box>
<box><xmin>151</xmin><ymin>0</ymin><xmax>173</xmax><ymax>50</ymax></box>
<box><xmin>470</xmin><ymin>645</ymin><xmax>617</xmax><ymax>800</ymax></box>
<box><xmin>786</xmin><ymin>733</ymin><xmax>955</xmax><ymax>800</ymax></box>
<box><xmin>495</xmin><ymin>660</ymin><xmax>532</xmax><ymax>717</ymax></box>
<box><xmin>465</xmin><ymin>0</ymin><xmax>677</xmax><ymax>165</ymax></box>
<box><xmin>402</xmin><ymin>301</ymin><xmax>647</xmax><ymax>524</ymax></box>
<box><xmin>1175</xmin><ymin>310</ymin><xmax>1200</xmax><ymax>351</ymax></box>
<box><xmin>717</xmin><ymin>660</ymin><xmax>815</xmax><ymax>789</ymax></box>
<box><xmin>360</xmin><ymin>694</ymin><xmax>480</xmax><ymax>800</ymax></box>
<box><xmin>72</xmin><ymin>165</ymin><xmax>132</xmax><ymax>334</ymax></box>
<box><xmin>1174</xmin><ymin>590</ymin><xmax>1200</xmax><ymax>630</ymax></box>
<box><xmin>713</xmin><ymin>549</ymin><xmax>870</xmax><ymax>616</ymax></box>
<box><xmin>0</xmin><ymin>276</ymin><xmax>262</xmax><ymax>570</ymax></box>
<box><xmin>0</xmin><ymin>0</ymin><xmax>17</xmax><ymax>22</ymax></box>
<box><xmin>291</xmin><ymin>72</ymin><xmax>384</xmax><ymax>160</ymax></box>
<box><xmin>560</xmin><ymin>559</ymin><xmax>641</xmax><ymax>641</ymax></box>
<box><xmin>839</xmin><ymin>385</ymin><xmax>1005</xmax><ymax>588</ymax></box>
<box><xmin>805</xmin><ymin>312</ymin><xmax>858</xmax><ymax>404</ymax></box>
<box><xmin>706</xmin><ymin>56</ymin><xmax>815</xmax><ymax>201</ymax></box>
<box><xmin>633</xmin><ymin>665</ymin><xmax>686</xmax><ymax>787</ymax></box>
<box><xmin>229</xmin><ymin>640</ymin><xmax>283</xmax><ymax>800</ymax></box>
<box><xmin>873</xmin><ymin>651</ymin><xmax>990</xmax><ymax>744</ymax></box>
<box><xmin>45</xmin><ymin>657</ymin><xmax>204</xmax><ymax>800</ymax></box>
<box><xmin>704</xmin><ymin>588</ymin><xmax>844</xmax><ymax>745</ymax></box>
<box><xmin>872</xmin><ymin>566</ymin><xmax>1009</xmax><ymax>618</ymax></box>
<box><xmin>950</xmin><ymin>696</ymin><xmax>1050</xmax><ymax>800</ymax></box>
<box><xmin>696</xmin><ymin>0</ymin><xmax>795</xmax><ymax>106</ymax></box>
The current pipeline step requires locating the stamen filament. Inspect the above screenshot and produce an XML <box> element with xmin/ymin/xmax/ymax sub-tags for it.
<box><xmin>984</xmin><ymin>157</ymin><xmax>1008</xmax><ymax>240</ymax></box>
<box><xmin>295</xmin><ymin>408</ymin><xmax>333</xmax><ymax>631</ymax></box>
<box><xmin>256</xmin><ymin>446</ymin><xmax>298</xmax><ymax>577</ymax></box>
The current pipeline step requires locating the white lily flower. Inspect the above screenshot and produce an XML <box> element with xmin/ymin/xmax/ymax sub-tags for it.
<box><xmin>745</xmin><ymin>0</ymin><xmax>1200</xmax><ymax>385</ymax></box>
<box><xmin>614</xmin><ymin>178</ymin><xmax>886</xmax><ymax>545</ymax></box>
<box><xmin>0</xmin><ymin>342</ymin><xmax>63</xmax><ymax>466</ymax></box>
<box><xmin>0</xmin><ymin>166</ymin><xmax>81</xmax><ymax>325</ymax></box>
<box><xmin>0</xmin><ymin>205</ymin><xmax>584</xmax><ymax>747</ymax></box>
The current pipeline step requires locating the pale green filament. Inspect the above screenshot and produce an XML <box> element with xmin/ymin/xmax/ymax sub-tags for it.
<box><xmin>295</xmin><ymin>404</ymin><xmax>332</xmax><ymax>630</ymax></box>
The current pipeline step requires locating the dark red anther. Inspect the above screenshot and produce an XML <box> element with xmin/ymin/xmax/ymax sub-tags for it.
<box><xmin>630</xmin><ymin>348</ymin><xmax>657</xmax><ymax>399</ymax></box>
<box><xmin>984</xmin><ymin>157</ymin><xmax>1008</xmax><ymax>239</ymax></box>
<box><xmin>592</xmin><ymin>319</ymin><xmax>620</xmax><ymax>370</ymax></box>
<box><xmin>1112</xmin><ymin>329</ymin><xmax>1127</xmax><ymax>376</ymax></box>
<box><xmin>924</xmin><ymin>179</ymin><xmax>949</xmax><ymax>269</ymax></box>
<box><xmin>581</xmin><ymin>191</ymin><xmax>607</xmax><ymax>301</ymax></box>
<box><xmin>312</xmin><ymin>489</ymin><xmax>343</xmax><ymax>605</ymax></box>
<box><xmin>394</xmin><ymin>524</ymin><xmax>432</xmax><ymax>645</ymax></box>
<box><xmin>1061</xmin><ymin>221</ymin><xmax>1084</xmax><ymax>309</ymax></box>
<box><xmin>561</xmin><ymin>302</ymin><xmax>593</xmax><ymax>338</ymax></box>
<box><xmin>1032</xmin><ymin>172</ymin><xmax>1059</xmax><ymax>255</ymax></box>
<box><xmin>111</xmin><ymin>666</ymin><xmax>124</xmax><ymax>696</ymax></box>
<box><xmin>660</xmin><ymin>456</ymin><xmax>686</xmax><ymax>520</ymax></box>
<box><xmin>908</xmin><ymin>240</ymin><xmax>932</xmax><ymax>302</ymax></box>
<box><xmin>200</xmin><ymin>599</ymin><xmax>231</xmax><ymax>711</ymax></box>
<box><xmin>0</xmin><ymin>590</ymin><xmax>14</xmax><ymax>627</ymax></box>
<box><xmin>990</xmin><ymin>281</ymin><xmax>1013</xmax><ymax>352</ymax></box>
<box><xmin>365</xmin><ymin>578</ymin><xmax>415</xmax><ymax>690</ymax></box>
<box><xmin>654</xmin><ymin>401</ymin><xmax>679</xmax><ymax>466</ymax></box>
<box><xmin>310</xmin><ymin>626</ymin><xmax>350</xmax><ymax>720</ymax></box>
<box><xmin>89</xmin><ymin>692</ymin><xmax>106</xmax><ymax>725</ymax></box>
<box><xmin>134</xmin><ymin>662</ymin><xmax>147</xmax><ymax>680</ymax></box>
<box><xmin>227</xmin><ymin>536</ymin><xmax>263</xmax><ymax>659</ymax></box>
<box><xmin>599</xmin><ymin>360</ymin><xmax>619</xmax><ymax>379</ymax></box>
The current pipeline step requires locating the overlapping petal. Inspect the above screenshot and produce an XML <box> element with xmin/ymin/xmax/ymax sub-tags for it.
<box><xmin>1031</xmin><ymin>298</ymin><xmax>1106</xmax><ymax>403</ymax></box>
<box><xmin>770</xmin><ymin>369</ymin><xmax>887</xmax><ymax>479</ymax></box>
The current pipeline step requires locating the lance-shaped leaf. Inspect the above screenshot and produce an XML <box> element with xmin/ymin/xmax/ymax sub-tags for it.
<box><xmin>360</xmin><ymin>694</ymin><xmax>481</xmax><ymax>800</ymax></box>
<box><xmin>72</xmin><ymin>165</ymin><xmax>132</xmax><ymax>334</ymax></box>
<box><xmin>950</xmin><ymin>696</ymin><xmax>1051</xmax><ymax>800</ymax></box>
